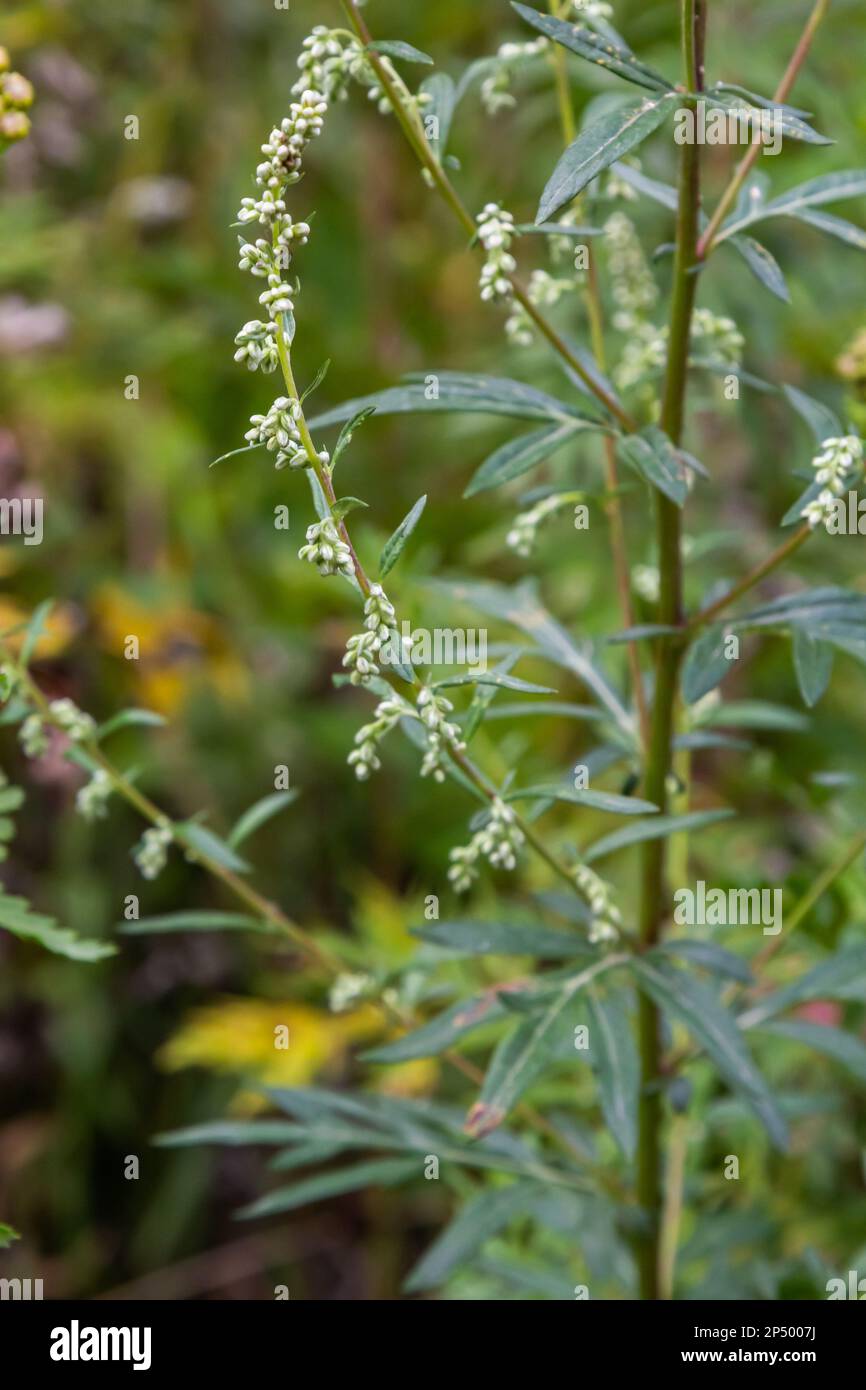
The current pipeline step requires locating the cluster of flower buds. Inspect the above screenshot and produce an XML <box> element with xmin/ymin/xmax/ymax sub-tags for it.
<box><xmin>448</xmin><ymin>798</ymin><xmax>526</xmax><ymax>892</ymax></box>
<box><xmin>342</xmin><ymin>585</ymin><xmax>397</xmax><ymax>686</ymax></box>
<box><xmin>573</xmin><ymin>0</ymin><xmax>615</xmax><ymax>18</ymax></box>
<box><xmin>133</xmin><ymin>825</ymin><xmax>173</xmax><ymax>881</ymax></box>
<box><xmin>477</xmin><ymin>203</ymin><xmax>519</xmax><ymax>304</ymax></box>
<box><xmin>294</xmin><ymin>28</ymin><xmax>358</xmax><ymax>103</ymax></box>
<box><xmin>573</xmin><ymin>863</ymin><xmax>622</xmax><ymax>943</ymax></box>
<box><xmin>298</xmin><ymin>517</ymin><xmax>355</xmax><ymax>579</ymax></box>
<box><xmin>506</xmin><ymin>493</ymin><xmax>569</xmax><ymax>557</ymax></box>
<box><xmin>328</xmin><ymin>971</ymin><xmax>374</xmax><ymax>1014</ymax></box>
<box><xmin>605</xmin><ymin>212</ymin><xmax>659</xmax><ymax>330</ymax></box>
<box><xmin>801</xmin><ymin>435</ymin><xmax>865</xmax><ymax>529</ymax></box>
<box><xmin>480</xmin><ymin>39</ymin><xmax>548</xmax><ymax>116</ymax></box>
<box><xmin>49</xmin><ymin>698</ymin><xmax>97</xmax><ymax>742</ymax></box>
<box><xmin>19</xmin><ymin>713</ymin><xmax>48</xmax><ymax>759</ymax></box>
<box><xmin>233</xmin><ymin>319</ymin><xmax>280</xmax><ymax>374</ymax></box>
<box><xmin>0</xmin><ymin>49</ymin><xmax>34</xmax><ymax>150</ymax></box>
<box><xmin>76</xmin><ymin>768</ymin><xmax>112</xmax><ymax>822</ymax></box>
<box><xmin>294</xmin><ymin>26</ymin><xmax>430</xmax><ymax>122</ymax></box>
<box><xmin>245</xmin><ymin>397</ymin><xmax>307</xmax><ymax>470</ymax></box>
<box><xmin>691</xmin><ymin>308</ymin><xmax>744</xmax><ymax>367</ymax></box>
<box><xmin>416</xmin><ymin>687</ymin><xmax>465</xmax><ymax>783</ymax></box>
<box><xmin>347</xmin><ymin>694</ymin><xmax>412</xmax><ymax>780</ymax></box>
<box><xmin>506</xmin><ymin>268</ymin><xmax>579</xmax><ymax>347</ymax></box>
<box><xmin>254</xmin><ymin>89</ymin><xmax>329</xmax><ymax>199</ymax></box>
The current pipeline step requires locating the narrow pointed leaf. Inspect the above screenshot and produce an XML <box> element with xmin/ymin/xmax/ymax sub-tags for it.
<box><xmin>631</xmin><ymin>958</ymin><xmax>788</xmax><ymax>1149</ymax></box>
<box><xmin>380</xmin><ymin>495</ymin><xmax>427</xmax><ymax>577</ymax></box>
<box><xmin>464</xmin><ymin>421</ymin><xmax>588</xmax><ymax>497</ymax></box>
<box><xmin>792</xmin><ymin>629</ymin><xmax>834</xmax><ymax>707</ymax></box>
<box><xmin>465</xmin><ymin>957</ymin><xmax>627</xmax><ymax>1136</ymax></box>
<box><xmin>729</xmin><ymin>235</ymin><xmax>790</xmax><ymax>302</ymax></box>
<box><xmin>228</xmin><ymin>790</ymin><xmax>299</xmax><ymax>848</ymax></box>
<box><xmin>411</xmin><ymin>920</ymin><xmax>593</xmax><ymax>959</ymax></box>
<box><xmin>739</xmin><ymin>945</ymin><xmax>866</xmax><ymax>1028</ymax></box>
<box><xmin>512</xmin><ymin>5</ymin><xmax>673</xmax><ymax>93</ymax></box>
<box><xmin>537</xmin><ymin>95</ymin><xmax>679</xmax><ymax>222</ymax></box>
<box><xmin>586</xmin><ymin>990</ymin><xmax>638</xmax><ymax>1159</ymax></box>
<box><xmin>617</xmin><ymin>426</ymin><xmax>689</xmax><ymax>507</ymax></box>
<box><xmin>238</xmin><ymin>1157</ymin><xmax>420</xmax><ymax>1220</ymax></box>
<box><xmin>682</xmin><ymin>625</ymin><xmax>735</xmax><ymax>704</ymax></box>
<box><xmin>755</xmin><ymin>1019</ymin><xmax>866</xmax><ymax>1083</ymax></box>
<box><xmin>404</xmin><ymin>1181</ymin><xmax>540</xmax><ymax>1292</ymax></box>
<box><xmin>584</xmin><ymin>809</ymin><xmax>734</xmax><ymax>864</ymax></box>
<box><xmin>506</xmin><ymin>785</ymin><xmax>658</xmax><ymax>815</ymax></box>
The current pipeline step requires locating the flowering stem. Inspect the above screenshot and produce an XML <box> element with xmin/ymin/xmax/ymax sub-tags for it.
<box><xmin>0</xmin><ymin>640</ymin><xmax>344</xmax><ymax>977</ymax></box>
<box><xmin>274</xmin><ymin>332</ymin><xmax>613</xmax><ymax>926</ymax></box>
<box><xmin>696</xmin><ymin>0</ymin><xmax>832</xmax><ymax>259</ymax></box>
<box><xmin>635</xmin><ymin>0</ymin><xmax>705</xmax><ymax>1302</ymax></box>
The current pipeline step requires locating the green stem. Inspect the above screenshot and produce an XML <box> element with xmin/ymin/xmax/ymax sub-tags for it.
<box><xmin>635</xmin><ymin>0</ymin><xmax>705</xmax><ymax>1302</ymax></box>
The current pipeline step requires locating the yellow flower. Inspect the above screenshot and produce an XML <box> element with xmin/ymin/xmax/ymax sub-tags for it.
<box><xmin>158</xmin><ymin>997</ymin><xmax>380</xmax><ymax>1087</ymax></box>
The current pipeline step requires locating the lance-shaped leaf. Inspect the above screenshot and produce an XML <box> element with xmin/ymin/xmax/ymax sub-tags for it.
<box><xmin>432</xmin><ymin>672</ymin><xmax>555</xmax><ymax>694</ymax></box>
<box><xmin>656</xmin><ymin>939</ymin><xmax>754</xmax><ymax>984</ymax></box>
<box><xmin>512</xmin><ymin>4</ymin><xmax>674</xmax><ymax>94</ymax></box>
<box><xmin>429</xmin><ymin>577</ymin><xmax>634</xmax><ymax>737</ymax></box>
<box><xmin>419</xmin><ymin>72</ymin><xmax>456</xmax><ymax>156</ymax></box>
<box><xmin>362</xmin><ymin>986</ymin><xmax>525</xmax><ymax>1062</ymax></box>
<box><xmin>155</xmin><ymin>1120</ymin><xmax>304</xmax><ymax>1147</ymax></box>
<box><xmin>610</xmin><ymin>160</ymin><xmax>678</xmax><ymax>210</ymax></box>
<box><xmin>96</xmin><ymin>708</ymin><xmax>166</xmax><ymax>739</ymax></box>
<box><xmin>505</xmin><ymin>785</ymin><xmax>658</xmax><ymax>815</ymax></box>
<box><xmin>782</xmin><ymin>384</ymin><xmax>843</xmax><ymax>443</ymax></box>
<box><xmin>366</xmin><ymin>40</ymin><xmax>434</xmax><ymax>65</ymax></box>
<box><xmin>718</xmin><ymin>169</ymin><xmax>866</xmax><ymax>244</ymax></box>
<box><xmin>537</xmin><ymin>94</ymin><xmax>679</xmax><ymax>222</ymax></box>
<box><xmin>120</xmin><ymin>911</ymin><xmax>275</xmax><ymax>936</ymax></box>
<box><xmin>792</xmin><ymin>629</ymin><xmax>834</xmax><ymax>708</ymax></box>
<box><xmin>308</xmin><ymin>372</ymin><xmax>591</xmax><ymax>428</ymax></box>
<box><xmin>729</xmin><ymin>235</ymin><xmax>790</xmax><ymax>303</ymax></box>
<box><xmin>583</xmin><ymin>809</ymin><xmax>734</xmax><ymax>864</ymax></box>
<box><xmin>586</xmin><ymin>989</ymin><xmax>638</xmax><ymax>1159</ymax></box>
<box><xmin>681</xmin><ymin>624</ymin><xmax>735</xmax><ymax>704</ymax></box>
<box><xmin>755</xmin><ymin>1019</ymin><xmax>866</xmax><ymax>1084</ymax></box>
<box><xmin>617</xmin><ymin>426</ymin><xmax>691</xmax><ymax>507</ymax></box>
<box><xmin>631</xmin><ymin>958</ymin><xmax>788</xmax><ymax>1149</ymax></box>
<box><xmin>794</xmin><ymin>208</ymin><xmax>866</xmax><ymax>251</ymax></box>
<box><xmin>739</xmin><ymin>944</ymin><xmax>866</xmax><ymax>1029</ymax></box>
<box><xmin>411</xmin><ymin>919</ymin><xmax>592</xmax><ymax>959</ymax></box>
<box><xmin>228</xmin><ymin>790</ymin><xmax>299</xmax><ymax>848</ymax></box>
<box><xmin>380</xmin><ymin>494</ymin><xmax>427</xmax><ymax>576</ymax></box>
<box><xmin>465</xmin><ymin>956</ymin><xmax>628</xmax><ymax>1137</ymax></box>
<box><xmin>705</xmin><ymin>91</ymin><xmax>831</xmax><ymax>146</ymax></box>
<box><xmin>404</xmin><ymin>1181</ymin><xmax>541</xmax><ymax>1293</ymax></box>
<box><xmin>733</xmin><ymin>587</ymin><xmax>866</xmax><ymax>664</ymax></box>
<box><xmin>238</xmin><ymin>1157</ymin><xmax>420</xmax><ymax>1220</ymax></box>
<box><xmin>464</xmin><ymin>420</ymin><xmax>592</xmax><ymax>497</ymax></box>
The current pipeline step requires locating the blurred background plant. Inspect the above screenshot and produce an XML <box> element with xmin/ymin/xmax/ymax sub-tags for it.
<box><xmin>1</xmin><ymin>0</ymin><xmax>865</xmax><ymax>1299</ymax></box>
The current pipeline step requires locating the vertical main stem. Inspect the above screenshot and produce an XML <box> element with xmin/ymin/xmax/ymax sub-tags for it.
<box><xmin>635</xmin><ymin>0</ymin><xmax>705</xmax><ymax>1301</ymax></box>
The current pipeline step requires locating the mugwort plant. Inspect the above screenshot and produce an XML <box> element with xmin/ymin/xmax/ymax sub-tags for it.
<box><xmin>4</xmin><ymin>1</ymin><xmax>866</xmax><ymax>1299</ymax></box>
